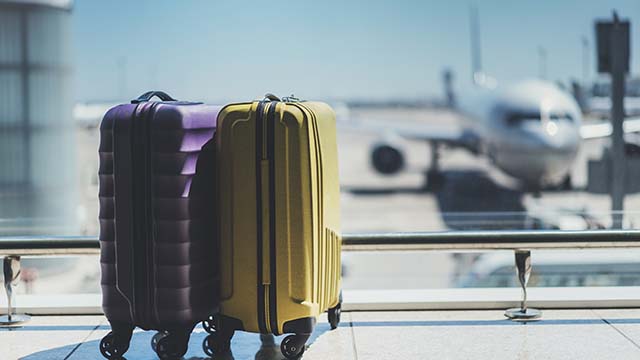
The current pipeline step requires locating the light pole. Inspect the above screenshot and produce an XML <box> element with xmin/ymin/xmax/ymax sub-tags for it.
<box><xmin>582</xmin><ymin>36</ymin><xmax>590</xmax><ymax>85</ymax></box>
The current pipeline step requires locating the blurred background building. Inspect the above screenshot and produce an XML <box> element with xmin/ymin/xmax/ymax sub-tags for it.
<box><xmin>0</xmin><ymin>0</ymin><xmax>77</xmax><ymax>235</ymax></box>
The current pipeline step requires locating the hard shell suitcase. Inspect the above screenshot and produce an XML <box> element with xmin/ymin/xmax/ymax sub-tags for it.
<box><xmin>99</xmin><ymin>91</ymin><xmax>220</xmax><ymax>359</ymax></box>
<box><xmin>205</xmin><ymin>95</ymin><xmax>342</xmax><ymax>359</ymax></box>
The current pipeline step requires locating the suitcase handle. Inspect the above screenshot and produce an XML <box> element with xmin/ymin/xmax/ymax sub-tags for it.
<box><xmin>131</xmin><ymin>91</ymin><xmax>177</xmax><ymax>104</ymax></box>
<box><xmin>263</xmin><ymin>93</ymin><xmax>281</xmax><ymax>102</ymax></box>
<box><xmin>263</xmin><ymin>94</ymin><xmax>302</xmax><ymax>102</ymax></box>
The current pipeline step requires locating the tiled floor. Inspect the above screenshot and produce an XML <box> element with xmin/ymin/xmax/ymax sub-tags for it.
<box><xmin>4</xmin><ymin>310</ymin><xmax>640</xmax><ymax>360</ymax></box>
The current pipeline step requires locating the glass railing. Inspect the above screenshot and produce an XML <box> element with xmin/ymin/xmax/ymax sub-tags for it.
<box><xmin>3</xmin><ymin>230</ymin><xmax>640</xmax><ymax>325</ymax></box>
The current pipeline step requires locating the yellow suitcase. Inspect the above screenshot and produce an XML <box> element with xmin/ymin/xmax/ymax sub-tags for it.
<box><xmin>204</xmin><ymin>95</ymin><xmax>342</xmax><ymax>359</ymax></box>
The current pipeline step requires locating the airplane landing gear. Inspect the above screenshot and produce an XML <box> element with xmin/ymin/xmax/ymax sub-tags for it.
<box><xmin>561</xmin><ymin>174</ymin><xmax>572</xmax><ymax>191</ymax></box>
<box><xmin>424</xmin><ymin>141</ymin><xmax>444</xmax><ymax>191</ymax></box>
<box><xmin>424</xmin><ymin>170</ymin><xmax>444</xmax><ymax>191</ymax></box>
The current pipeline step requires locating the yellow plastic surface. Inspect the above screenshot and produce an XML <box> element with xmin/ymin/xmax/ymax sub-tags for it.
<box><xmin>216</xmin><ymin>100</ymin><xmax>341</xmax><ymax>334</ymax></box>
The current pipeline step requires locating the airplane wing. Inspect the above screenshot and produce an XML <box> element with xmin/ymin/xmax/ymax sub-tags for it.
<box><xmin>580</xmin><ymin>117</ymin><xmax>640</xmax><ymax>139</ymax></box>
<box><xmin>339</xmin><ymin>118</ymin><xmax>464</xmax><ymax>143</ymax></box>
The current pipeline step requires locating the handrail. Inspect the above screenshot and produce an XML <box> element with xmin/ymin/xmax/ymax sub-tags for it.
<box><xmin>3</xmin><ymin>230</ymin><xmax>640</xmax><ymax>254</ymax></box>
<box><xmin>341</xmin><ymin>230</ymin><xmax>640</xmax><ymax>250</ymax></box>
<box><xmin>0</xmin><ymin>236</ymin><xmax>100</xmax><ymax>255</ymax></box>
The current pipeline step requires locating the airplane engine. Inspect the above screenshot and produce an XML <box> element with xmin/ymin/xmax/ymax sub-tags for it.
<box><xmin>370</xmin><ymin>140</ymin><xmax>406</xmax><ymax>175</ymax></box>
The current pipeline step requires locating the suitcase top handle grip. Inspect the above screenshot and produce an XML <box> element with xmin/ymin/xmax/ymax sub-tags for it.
<box><xmin>263</xmin><ymin>93</ymin><xmax>281</xmax><ymax>102</ymax></box>
<box><xmin>263</xmin><ymin>93</ymin><xmax>302</xmax><ymax>102</ymax></box>
<box><xmin>131</xmin><ymin>91</ymin><xmax>177</xmax><ymax>104</ymax></box>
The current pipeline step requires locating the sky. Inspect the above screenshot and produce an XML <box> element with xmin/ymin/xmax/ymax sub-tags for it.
<box><xmin>72</xmin><ymin>0</ymin><xmax>640</xmax><ymax>103</ymax></box>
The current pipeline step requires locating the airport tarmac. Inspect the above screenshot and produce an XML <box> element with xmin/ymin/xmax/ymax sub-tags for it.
<box><xmin>339</xmin><ymin>107</ymin><xmax>639</xmax><ymax>231</ymax></box>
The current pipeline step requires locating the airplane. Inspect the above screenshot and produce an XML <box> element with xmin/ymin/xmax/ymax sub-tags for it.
<box><xmin>344</xmin><ymin>8</ymin><xmax>640</xmax><ymax>193</ymax></box>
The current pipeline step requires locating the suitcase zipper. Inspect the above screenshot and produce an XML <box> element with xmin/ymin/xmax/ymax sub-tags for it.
<box><xmin>266</xmin><ymin>102</ymin><xmax>279</xmax><ymax>334</ymax></box>
<box><xmin>256</xmin><ymin>100</ymin><xmax>281</xmax><ymax>334</ymax></box>
<box><xmin>131</xmin><ymin>105</ymin><xmax>145</xmax><ymax>322</ymax></box>
<box><xmin>131</xmin><ymin>103</ymin><xmax>156</xmax><ymax>325</ymax></box>
<box><xmin>255</xmin><ymin>101</ymin><xmax>268</xmax><ymax>334</ymax></box>
<box><xmin>145</xmin><ymin>104</ymin><xmax>157</xmax><ymax>324</ymax></box>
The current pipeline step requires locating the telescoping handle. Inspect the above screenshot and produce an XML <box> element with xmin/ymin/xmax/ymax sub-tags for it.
<box><xmin>131</xmin><ymin>91</ymin><xmax>177</xmax><ymax>104</ymax></box>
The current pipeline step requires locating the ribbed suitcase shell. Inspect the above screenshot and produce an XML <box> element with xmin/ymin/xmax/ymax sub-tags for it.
<box><xmin>215</xmin><ymin>100</ymin><xmax>341</xmax><ymax>339</ymax></box>
<box><xmin>99</xmin><ymin>101</ymin><xmax>220</xmax><ymax>331</ymax></box>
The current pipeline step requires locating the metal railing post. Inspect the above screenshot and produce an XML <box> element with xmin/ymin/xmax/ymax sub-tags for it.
<box><xmin>0</xmin><ymin>255</ymin><xmax>31</xmax><ymax>326</ymax></box>
<box><xmin>505</xmin><ymin>250</ymin><xmax>541</xmax><ymax>321</ymax></box>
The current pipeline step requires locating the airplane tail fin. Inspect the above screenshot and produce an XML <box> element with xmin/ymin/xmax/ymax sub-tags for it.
<box><xmin>469</xmin><ymin>4</ymin><xmax>497</xmax><ymax>89</ymax></box>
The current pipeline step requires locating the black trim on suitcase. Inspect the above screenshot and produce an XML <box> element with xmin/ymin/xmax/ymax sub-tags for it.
<box><xmin>255</xmin><ymin>101</ymin><xmax>268</xmax><ymax>334</ymax></box>
<box><xmin>266</xmin><ymin>102</ymin><xmax>279</xmax><ymax>334</ymax></box>
<box><xmin>283</xmin><ymin>316</ymin><xmax>316</xmax><ymax>335</ymax></box>
<box><xmin>131</xmin><ymin>102</ymin><xmax>159</xmax><ymax>326</ymax></box>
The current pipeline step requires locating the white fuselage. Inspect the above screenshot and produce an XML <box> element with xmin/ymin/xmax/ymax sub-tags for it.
<box><xmin>457</xmin><ymin>80</ymin><xmax>583</xmax><ymax>188</ymax></box>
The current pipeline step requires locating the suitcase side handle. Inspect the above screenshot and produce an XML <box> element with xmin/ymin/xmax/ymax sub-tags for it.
<box><xmin>131</xmin><ymin>91</ymin><xmax>177</xmax><ymax>104</ymax></box>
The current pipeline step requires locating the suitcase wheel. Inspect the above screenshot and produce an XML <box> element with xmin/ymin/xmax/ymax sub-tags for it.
<box><xmin>328</xmin><ymin>291</ymin><xmax>343</xmax><ymax>330</ymax></box>
<box><xmin>150</xmin><ymin>331</ymin><xmax>168</xmax><ymax>352</ymax></box>
<box><xmin>99</xmin><ymin>331</ymin><xmax>129</xmax><ymax>359</ymax></box>
<box><xmin>202</xmin><ymin>314</ymin><xmax>216</xmax><ymax>334</ymax></box>
<box><xmin>202</xmin><ymin>332</ymin><xmax>231</xmax><ymax>357</ymax></box>
<box><xmin>154</xmin><ymin>331</ymin><xmax>188</xmax><ymax>360</ymax></box>
<box><xmin>280</xmin><ymin>334</ymin><xmax>308</xmax><ymax>360</ymax></box>
<box><xmin>328</xmin><ymin>302</ymin><xmax>342</xmax><ymax>330</ymax></box>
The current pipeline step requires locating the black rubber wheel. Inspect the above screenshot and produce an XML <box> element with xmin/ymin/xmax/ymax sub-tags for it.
<box><xmin>328</xmin><ymin>303</ymin><xmax>342</xmax><ymax>330</ymax></box>
<box><xmin>202</xmin><ymin>314</ymin><xmax>216</xmax><ymax>334</ymax></box>
<box><xmin>151</xmin><ymin>331</ymin><xmax>168</xmax><ymax>352</ymax></box>
<box><xmin>155</xmin><ymin>333</ymin><xmax>188</xmax><ymax>360</ymax></box>
<box><xmin>202</xmin><ymin>334</ymin><xmax>215</xmax><ymax>358</ymax></box>
<box><xmin>99</xmin><ymin>332</ymin><xmax>128</xmax><ymax>359</ymax></box>
<box><xmin>281</xmin><ymin>335</ymin><xmax>306</xmax><ymax>359</ymax></box>
<box><xmin>202</xmin><ymin>332</ymin><xmax>231</xmax><ymax>357</ymax></box>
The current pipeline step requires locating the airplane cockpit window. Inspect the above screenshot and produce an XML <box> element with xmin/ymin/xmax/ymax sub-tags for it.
<box><xmin>505</xmin><ymin>112</ymin><xmax>541</xmax><ymax>125</ymax></box>
<box><xmin>549</xmin><ymin>113</ymin><xmax>574</xmax><ymax>122</ymax></box>
<box><xmin>505</xmin><ymin>112</ymin><xmax>574</xmax><ymax>125</ymax></box>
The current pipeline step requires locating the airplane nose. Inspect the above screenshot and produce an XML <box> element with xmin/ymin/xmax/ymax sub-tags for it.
<box><xmin>495</xmin><ymin>121</ymin><xmax>581</xmax><ymax>187</ymax></box>
<box><xmin>545</xmin><ymin>121</ymin><xmax>559</xmax><ymax>136</ymax></box>
<box><xmin>541</xmin><ymin>123</ymin><xmax>580</xmax><ymax>153</ymax></box>
<box><xmin>537</xmin><ymin>123</ymin><xmax>580</xmax><ymax>182</ymax></box>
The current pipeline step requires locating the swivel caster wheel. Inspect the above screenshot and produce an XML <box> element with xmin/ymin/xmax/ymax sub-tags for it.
<box><xmin>202</xmin><ymin>314</ymin><xmax>216</xmax><ymax>334</ymax></box>
<box><xmin>151</xmin><ymin>331</ymin><xmax>168</xmax><ymax>352</ymax></box>
<box><xmin>328</xmin><ymin>302</ymin><xmax>342</xmax><ymax>330</ymax></box>
<box><xmin>155</xmin><ymin>333</ymin><xmax>188</xmax><ymax>360</ymax></box>
<box><xmin>281</xmin><ymin>335</ymin><xmax>306</xmax><ymax>359</ymax></box>
<box><xmin>202</xmin><ymin>332</ymin><xmax>231</xmax><ymax>357</ymax></box>
<box><xmin>99</xmin><ymin>332</ymin><xmax>129</xmax><ymax>359</ymax></box>
<box><xmin>329</xmin><ymin>291</ymin><xmax>343</xmax><ymax>330</ymax></box>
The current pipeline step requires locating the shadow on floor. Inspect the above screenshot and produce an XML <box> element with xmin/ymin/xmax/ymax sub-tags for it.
<box><xmin>345</xmin><ymin>170</ymin><xmax>528</xmax><ymax>230</ymax></box>
<box><xmin>20</xmin><ymin>322</ymin><xmax>332</xmax><ymax>360</ymax></box>
<box><xmin>434</xmin><ymin>170</ymin><xmax>527</xmax><ymax>230</ymax></box>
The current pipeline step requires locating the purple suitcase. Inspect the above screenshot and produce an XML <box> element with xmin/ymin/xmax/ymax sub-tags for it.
<box><xmin>98</xmin><ymin>91</ymin><xmax>220</xmax><ymax>359</ymax></box>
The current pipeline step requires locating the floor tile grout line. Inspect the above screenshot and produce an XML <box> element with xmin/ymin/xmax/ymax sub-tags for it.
<box><xmin>348</xmin><ymin>313</ymin><xmax>359</xmax><ymax>360</ymax></box>
<box><xmin>592</xmin><ymin>309</ymin><xmax>640</xmax><ymax>352</ymax></box>
<box><xmin>63</xmin><ymin>319</ymin><xmax>103</xmax><ymax>360</ymax></box>
<box><xmin>602</xmin><ymin>318</ymin><xmax>640</xmax><ymax>351</ymax></box>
